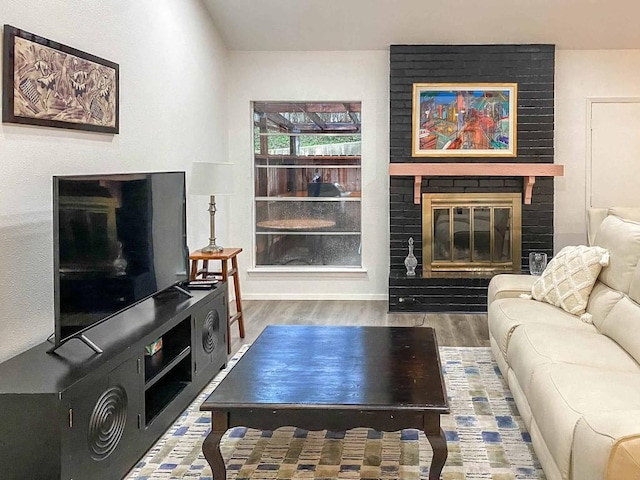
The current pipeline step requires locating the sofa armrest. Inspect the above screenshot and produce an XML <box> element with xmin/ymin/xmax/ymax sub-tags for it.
<box><xmin>572</xmin><ymin>410</ymin><xmax>640</xmax><ymax>480</ymax></box>
<box><xmin>487</xmin><ymin>274</ymin><xmax>536</xmax><ymax>306</ymax></box>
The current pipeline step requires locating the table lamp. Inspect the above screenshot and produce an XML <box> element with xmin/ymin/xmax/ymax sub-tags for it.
<box><xmin>190</xmin><ymin>162</ymin><xmax>234</xmax><ymax>253</ymax></box>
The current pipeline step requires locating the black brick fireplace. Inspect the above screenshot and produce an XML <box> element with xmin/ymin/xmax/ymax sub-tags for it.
<box><xmin>389</xmin><ymin>44</ymin><xmax>555</xmax><ymax>312</ymax></box>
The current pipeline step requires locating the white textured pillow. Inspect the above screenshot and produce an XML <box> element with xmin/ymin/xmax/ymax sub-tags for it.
<box><xmin>531</xmin><ymin>245</ymin><xmax>610</xmax><ymax>316</ymax></box>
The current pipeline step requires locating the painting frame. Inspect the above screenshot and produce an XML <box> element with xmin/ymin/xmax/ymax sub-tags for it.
<box><xmin>411</xmin><ymin>83</ymin><xmax>517</xmax><ymax>157</ymax></box>
<box><xmin>2</xmin><ymin>25</ymin><xmax>119</xmax><ymax>134</ymax></box>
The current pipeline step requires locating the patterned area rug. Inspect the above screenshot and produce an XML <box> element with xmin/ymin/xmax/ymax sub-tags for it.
<box><xmin>126</xmin><ymin>346</ymin><xmax>545</xmax><ymax>480</ymax></box>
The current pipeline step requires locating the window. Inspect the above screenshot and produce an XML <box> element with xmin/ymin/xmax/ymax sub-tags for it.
<box><xmin>253</xmin><ymin>102</ymin><xmax>361</xmax><ymax>268</ymax></box>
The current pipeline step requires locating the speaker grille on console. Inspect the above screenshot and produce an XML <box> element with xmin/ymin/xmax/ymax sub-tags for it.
<box><xmin>202</xmin><ymin>310</ymin><xmax>220</xmax><ymax>354</ymax></box>
<box><xmin>88</xmin><ymin>385</ymin><xmax>128</xmax><ymax>461</ymax></box>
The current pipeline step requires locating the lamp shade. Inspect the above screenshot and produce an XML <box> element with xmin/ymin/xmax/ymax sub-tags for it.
<box><xmin>190</xmin><ymin>162</ymin><xmax>234</xmax><ymax>196</ymax></box>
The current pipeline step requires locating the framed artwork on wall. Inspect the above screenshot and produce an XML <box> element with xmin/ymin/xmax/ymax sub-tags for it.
<box><xmin>2</xmin><ymin>25</ymin><xmax>119</xmax><ymax>134</ymax></box>
<box><xmin>412</xmin><ymin>83</ymin><xmax>517</xmax><ymax>157</ymax></box>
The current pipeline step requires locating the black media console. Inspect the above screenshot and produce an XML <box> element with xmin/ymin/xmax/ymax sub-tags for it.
<box><xmin>0</xmin><ymin>284</ymin><xmax>228</xmax><ymax>480</ymax></box>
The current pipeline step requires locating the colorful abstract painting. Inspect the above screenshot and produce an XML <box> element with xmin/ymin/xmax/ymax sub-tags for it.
<box><xmin>412</xmin><ymin>83</ymin><xmax>517</xmax><ymax>157</ymax></box>
<box><xmin>2</xmin><ymin>25</ymin><xmax>119</xmax><ymax>133</ymax></box>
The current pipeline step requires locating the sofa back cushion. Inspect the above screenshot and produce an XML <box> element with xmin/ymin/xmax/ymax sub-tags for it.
<box><xmin>588</xmin><ymin>208</ymin><xmax>640</xmax><ymax>246</ymax></box>
<box><xmin>608</xmin><ymin>207</ymin><xmax>640</xmax><ymax>223</ymax></box>
<box><xmin>586</xmin><ymin>282</ymin><xmax>624</xmax><ymax>330</ymax></box>
<box><xmin>594</xmin><ymin>215</ymin><xmax>640</xmax><ymax>294</ymax></box>
<box><xmin>587</xmin><ymin>208</ymin><xmax>608</xmax><ymax>246</ymax></box>
<box><xmin>630</xmin><ymin>263</ymin><xmax>640</xmax><ymax>304</ymax></box>
<box><xmin>599</xmin><ymin>296</ymin><xmax>640</xmax><ymax>365</ymax></box>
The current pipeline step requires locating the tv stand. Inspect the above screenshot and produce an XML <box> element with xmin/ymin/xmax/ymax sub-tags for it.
<box><xmin>171</xmin><ymin>284</ymin><xmax>193</xmax><ymax>297</ymax></box>
<box><xmin>0</xmin><ymin>285</ymin><xmax>227</xmax><ymax>480</ymax></box>
<box><xmin>76</xmin><ymin>333</ymin><xmax>104</xmax><ymax>354</ymax></box>
<box><xmin>47</xmin><ymin>332</ymin><xmax>105</xmax><ymax>355</ymax></box>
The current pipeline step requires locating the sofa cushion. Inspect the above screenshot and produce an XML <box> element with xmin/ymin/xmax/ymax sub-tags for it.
<box><xmin>599</xmin><ymin>296</ymin><xmax>640</xmax><ymax>365</ymax></box>
<box><xmin>508</xmin><ymin>323</ymin><xmax>640</xmax><ymax>399</ymax></box>
<box><xmin>595</xmin><ymin>215</ymin><xmax>640</xmax><ymax>294</ymax></box>
<box><xmin>531</xmin><ymin>245</ymin><xmax>609</xmax><ymax>316</ymax></box>
<box><xmin>527</xmin><ymin>364</ymin><xmax>640</xmax><ymax>480</ymax></box>
<box><xmin>488</xmin><ymin>297</ymin><xmax>598</xmax><ymax>360</ymax></box>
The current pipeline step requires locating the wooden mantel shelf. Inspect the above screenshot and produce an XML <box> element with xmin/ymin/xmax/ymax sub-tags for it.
<box><xmin>388</xmin><ymin>163</ymin><xmax>564</xmax><ymax>205</ymax></box>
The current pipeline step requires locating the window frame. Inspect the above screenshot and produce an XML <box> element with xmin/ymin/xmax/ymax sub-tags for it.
<box><xmin>251</xmin><ymin>101</ymin><xmax>363</xmax><ymax>271</ymax></box>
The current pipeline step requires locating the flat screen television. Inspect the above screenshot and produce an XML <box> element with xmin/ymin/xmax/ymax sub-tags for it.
<box><xmin>52</xmin><ymin>171</ymin><xmax>190</xmax><ymax>351</ymax></box>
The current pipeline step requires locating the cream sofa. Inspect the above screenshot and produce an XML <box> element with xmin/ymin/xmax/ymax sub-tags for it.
<box><xmin>487</xmin><ymin>208</ymin><xmax>640</xmax><ymax>480</ymax></box>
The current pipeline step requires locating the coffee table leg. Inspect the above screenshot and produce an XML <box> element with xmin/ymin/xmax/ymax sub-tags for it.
<box><xmin>424</xmin><ymin>416</ymin><xmax>448</xmax><ymax>480</ymax></box>
<box><xmin>203</xmin><ymin>411</ymin><xmax>228</xmax><ymax>479</ymax></box>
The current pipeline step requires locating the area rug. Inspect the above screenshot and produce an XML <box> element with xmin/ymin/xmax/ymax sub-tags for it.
<box><xmin>126</xmin><ymin>346</ymin><xmax>545</xmax><ymax>480</ymax></box>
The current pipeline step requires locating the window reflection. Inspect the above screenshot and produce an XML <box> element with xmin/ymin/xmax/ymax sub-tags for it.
<box><xmin>473</xmin><ymin>207</ymin><xmax>491</xmax><ymax>261</ymax></box>
<box><xmin>253</xmin><ymin>102</ymin><xmax>362</xmax><ymax>268</ymax></box>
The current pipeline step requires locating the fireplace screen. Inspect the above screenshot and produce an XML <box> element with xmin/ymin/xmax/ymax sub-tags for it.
<box><xmin>422</xmin><ymin>193</ymin><xmax>521</xmax><ymax>273</ymax></box>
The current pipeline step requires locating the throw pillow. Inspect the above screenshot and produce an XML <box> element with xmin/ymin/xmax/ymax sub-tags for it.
<box><xmin>531</xmin><ymin>245</ymin><xmax>610</xmax><ymax>316</ymax></box>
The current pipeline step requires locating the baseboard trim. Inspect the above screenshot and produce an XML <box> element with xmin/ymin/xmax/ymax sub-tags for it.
<box><xmin>243</xmin><ymin>293</ymin><xmax>388</xmax><ymax>301</ymax></box>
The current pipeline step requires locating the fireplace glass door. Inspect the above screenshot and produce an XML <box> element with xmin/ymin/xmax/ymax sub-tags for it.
<box><xmin>424</xmin><ymin>193</ymin><xmax>521</xmax><ymax>273</ymax></box>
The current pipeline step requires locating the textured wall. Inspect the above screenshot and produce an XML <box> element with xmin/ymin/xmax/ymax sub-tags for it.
<box><xmin>0</xmin><ymin>0</ymin><xmax>229</xmax><ymax>362</ymax></box>
<box><xmin>228</xmin><ymin>50</ymin><xmax>390</xmax><ymax>300</ymax></box>
<box><xmin>389</xmin><ymin>44</ymin><xmax>555</xmax><ymax>312</ymax></box>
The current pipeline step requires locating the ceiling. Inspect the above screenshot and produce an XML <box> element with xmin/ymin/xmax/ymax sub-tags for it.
<box><xmin>203</xmin><ymin>0</ymin><xmax>640</xmax><ymax>51</ymax></box>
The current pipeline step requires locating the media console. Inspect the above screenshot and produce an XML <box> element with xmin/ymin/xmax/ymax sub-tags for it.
<box><xmin>0</xmin><ymin>284</ymin><xmax>227</xmax><ymax>480</ymax></box>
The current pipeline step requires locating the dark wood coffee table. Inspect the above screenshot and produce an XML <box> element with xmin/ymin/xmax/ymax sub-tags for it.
<box><xmin>201</xmin><ymin>325</ymin><xmax>449</xmax><ymax>479</ymax></box>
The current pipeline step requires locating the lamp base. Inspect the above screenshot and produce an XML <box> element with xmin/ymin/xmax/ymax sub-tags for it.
<box><xmin>201</xmin><ymin>243</ymin><xmax>224</xmax><ymax>253</ymax></box>
<box><xmin>201</xmin><ymin>195</ymin><xmax>224</xmax><ymax>254</ymax></box>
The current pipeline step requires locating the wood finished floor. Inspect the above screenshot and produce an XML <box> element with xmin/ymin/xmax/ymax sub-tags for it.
<box><xmin>228</xmin><ymin>300</ymin><xmax>489</xmax><ymax>356</ymax></box>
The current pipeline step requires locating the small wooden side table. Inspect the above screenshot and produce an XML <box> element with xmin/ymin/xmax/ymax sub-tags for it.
<box><xmin>189</xmin><ymin>247</ymin><xmax>245</xmax><ymax>354</ymax></box>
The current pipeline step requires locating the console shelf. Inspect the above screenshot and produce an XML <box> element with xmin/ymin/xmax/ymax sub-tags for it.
<box><xmin>0</xmin><ymin>285</ymin><xmax>228</xmax><ymax>480</ymax></box>
<box><xmin>144</xmin><ymin>317</ymin><xmax>192</xmax><ymax>388</ymax></box>
<box><xmin>145</xmin><ymin>357</ymin><xmax>191</xmax><ymax>425</ymax></box>
<box><xmin>144</xmin><ymin>345</ymin><xmax>191</xmax><ymax>390</ymax></box>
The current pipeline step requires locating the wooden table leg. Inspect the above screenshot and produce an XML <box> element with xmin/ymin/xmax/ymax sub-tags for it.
<box><xmin>203</xmin><ymin>411</ymin><xmax>228</xmax><ymax>479</ymax></box>
<box><xmin>219</xmin><ymin>259</ymin><xmax>230</xmax><ymax>354</ymax></box>
<box><xmin>220</xmin><ymin>259</ymin><xmax>228</xmax><ymax>283</ymax></box>
<box><xmin>202</xmin><ymin>260</ymin><xmax>209</xmax><ymax>278</ymax></box>
<box><xmin>190</xmin><ymin>259</ymin><xmax>198</xmax><ymax>281</ymax></box>
<box><xmin>424</xmin><ymin>415</ymin><xmax>448</xmax><ymax>480</ymax></box>
<box><xmin>231</xmin><ymin>256</ymin><xmax>245</xmax><ymax>338</ymax></box>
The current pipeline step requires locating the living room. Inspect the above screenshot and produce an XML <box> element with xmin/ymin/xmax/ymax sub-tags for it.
<box><xmin>3</xmin><ymin>0</ymin><xmax>640</xmax><ymax>362</ymax></box>
<box><xmin>1</xmin><ymin>0</ymin><xmax>640</xmax><ymax>479</ymax></box>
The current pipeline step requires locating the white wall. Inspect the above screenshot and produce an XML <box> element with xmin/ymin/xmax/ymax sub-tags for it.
<box><xmin>228</xmin><ymin>49</ymin><xmax>640</xmax><ymax>299</ymax></box>
<box><xmin>227</xmin><ymin>51</ymin><xmax>389</xmax><ymax>300</ymax></box>
<box><xmin>0</xmin><ymin>0</ymin><xmax>229</xmax><ymax>362</ymax></box>
<box><xmin>555</xmin><ymin>50</ymin><xmax>640</xmax><ymax>248</ymax></box>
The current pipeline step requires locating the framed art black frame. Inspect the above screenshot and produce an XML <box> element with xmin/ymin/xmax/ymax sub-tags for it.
<box><xmin>2</xmin><ymin>25</ymin><xmax>119</xmax><ymax>134</ymax></box>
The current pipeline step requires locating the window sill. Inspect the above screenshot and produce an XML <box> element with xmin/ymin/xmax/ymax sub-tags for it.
<box><xmin>247</xmin><ymin>266</ymin><xmax>368</xmax><ymax>275</ymax></box>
